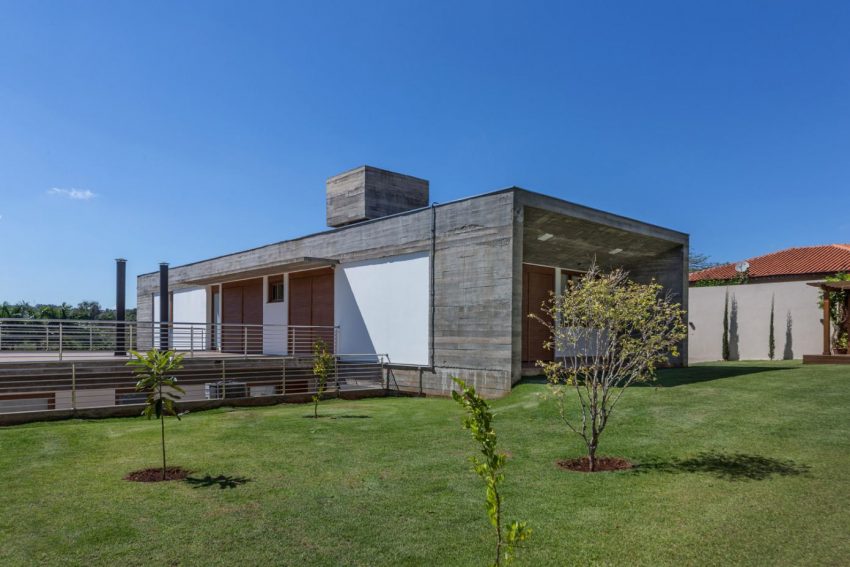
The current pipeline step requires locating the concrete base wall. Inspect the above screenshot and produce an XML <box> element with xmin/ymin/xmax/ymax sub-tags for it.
<box><xmin>390</xmin><ymin>366</ymin><xmax>513</xmax><ymax>398</ymax></box>
<box><xmin>688</xmin><ymin>280</ymin><xmax>823</xmax><ymax>363</ymax></box>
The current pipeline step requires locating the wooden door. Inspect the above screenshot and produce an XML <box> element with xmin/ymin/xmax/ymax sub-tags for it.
<box><xmin>522</xmin><ymin>264</ymin><xmax>554</xmax><ymax>364</ymax></box>
<box><xmin>221</xmin><ymin>278</ymin><xmax>263</xmax><ymax>353</ymax></box>
<box><xmin>289</xmin><ymin>268</ymin><xmax>335</xmax><ymax>353</ymax></box>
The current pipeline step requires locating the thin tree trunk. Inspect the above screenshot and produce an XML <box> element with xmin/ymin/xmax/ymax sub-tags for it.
<box><xmin>160</xmin><ymin>384</ymin><xmax>166</xmax><ymax>480</ymax></box>
<box><xmin>494</xmin><ymin>489</ymin><xmax>503</xmax><ymax>566</ymax></box>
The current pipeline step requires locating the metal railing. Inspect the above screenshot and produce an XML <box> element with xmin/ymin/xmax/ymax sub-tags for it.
<box><xmin>0</xmin><ymin>319</ymin><xmax>339</xmax><ymax>361</ymax></box>
<box><xmin>0</xmin><ymin>353</ymin><xmax>390</xmax><ymax>416</ymax></box>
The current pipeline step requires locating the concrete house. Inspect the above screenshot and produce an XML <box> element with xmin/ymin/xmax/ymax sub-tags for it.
<box><xmin>136</xmin><ymin>166</ymin><xmax>688</xmax><ymax>397</ymax></box>
<box><xmin>688</xmin><ymin>244</ymin><xmax>850</xmax><ymax>363</ymax></box>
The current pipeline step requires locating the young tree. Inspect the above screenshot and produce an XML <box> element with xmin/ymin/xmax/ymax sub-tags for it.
<box><xmin>452</xmin><ymin>378</ymin><xmax>530</xmax><ymax>567</ymax></box>
<box><xmin>127</xmin><ymin>349</ymin><xmax>186</xmax><ymax>480</ymax></box>
<box><xmin>311</xmin><ymin>339</ymin><xmax>334</xmax><ymax>418</ymax></box>
<box><xmin>536</xmin><ymin>266</ymin><xmax>687</xmax><ymax>472</ymax></box>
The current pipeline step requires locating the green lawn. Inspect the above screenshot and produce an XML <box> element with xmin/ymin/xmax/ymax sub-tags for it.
<box><xmin>1</xmin><ymin>361</ymin><xmax>849</xmax><ymax>566</ymax></box>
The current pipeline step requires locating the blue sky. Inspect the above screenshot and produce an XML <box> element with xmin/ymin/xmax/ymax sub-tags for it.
<box><xmin>1</xmin><ymin>1</ymin><xmax>848</xmax><ymax>308</ymax></box>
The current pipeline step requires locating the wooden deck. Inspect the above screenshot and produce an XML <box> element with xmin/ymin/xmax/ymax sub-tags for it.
<box><xmin>802</xmin><ymin>354</ymin><xmax>850</xmax><ymax>365</ymax></box>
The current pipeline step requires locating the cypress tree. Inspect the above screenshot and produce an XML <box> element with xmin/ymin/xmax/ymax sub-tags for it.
<box><xmin>722</xmin><ymin>290</ymin><xmax>730</xmax><ymax>361</ymax></box>
<box><xmin>768</xmin><ymin>295</ymin><xmax>776</xmax><ymax>360</ymax></box>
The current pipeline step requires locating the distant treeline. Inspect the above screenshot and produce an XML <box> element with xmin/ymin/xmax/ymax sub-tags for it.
<box><xmin>0</xmin><ymin>301</ymin><xmax>137</xmax><ymax>321</ymax></box>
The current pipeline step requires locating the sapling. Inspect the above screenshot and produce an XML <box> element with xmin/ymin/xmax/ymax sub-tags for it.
<box><xmin>452</xmin><ymin>378</ymin><xmax>530</xmax><ymax>567</ymax></box>
<box><xmin>127</xmin><ymin>349</ymin><xmax>186</xmax><ymax>480</ymax></box>
<box><xmin>311</xmin><ymin>339</ymin><xmax>334</xmax><ymax>418</ymax></box>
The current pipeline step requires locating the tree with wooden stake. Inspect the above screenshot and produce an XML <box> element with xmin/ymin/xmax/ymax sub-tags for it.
<box><xmin>127</xmin><ymin>349</ymin><xmax>186</xmax><ymax>480</ymax></box>
<box><xmin>452</xmin><ymin>378</ymin><xmax>530</xmax><ymax>567</ymax></box>
<box><xmin>311</xmin><ymin>339</ymin><xmax>334</xmax><ymax>418</ymax></box>
<box><xmin>535</xmin><ymin>265</ymin><xmax>687</xmax><ymax>472</ymax></box>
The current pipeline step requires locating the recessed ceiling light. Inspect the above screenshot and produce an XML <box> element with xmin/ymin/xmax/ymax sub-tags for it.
<box><xmin>538</xmin><ymin>233</ymin><xmax>554</xmax><ymax>242</ymax></box>
<box><xmin>609</xmin><ymin>248</ymin><xmax>623</xmax><ymax>255</ymax></box>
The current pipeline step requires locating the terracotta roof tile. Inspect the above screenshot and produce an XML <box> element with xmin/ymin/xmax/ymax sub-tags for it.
<box><xmin>689</xmin><ymin>244</ymin><xmax>850</xmax><ymax>283</ymax></box>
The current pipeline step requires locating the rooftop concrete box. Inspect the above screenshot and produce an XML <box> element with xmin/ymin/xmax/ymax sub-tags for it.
<box><xmin>326</xmin><ymin>165</ymin><xmax>429</xmax><ymax>228</ymax></box>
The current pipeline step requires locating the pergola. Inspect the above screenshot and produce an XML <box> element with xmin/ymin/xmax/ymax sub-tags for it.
<box><xmin>807</xmin><ymin>280</ymin><xmax>850</xmax><ymax>355</ymax></box>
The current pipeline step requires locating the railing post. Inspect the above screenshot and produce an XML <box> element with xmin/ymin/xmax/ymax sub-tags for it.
<box><xmin>58</xmin><ymin>322</ymin><xmax>63</xmax><ymax>361</ymax></box>
<box><xmin>45</xmin><ymin>321</ymin><xmax>49</xmax><ymax>352</ymax></box>
<box><xmin>89</xmin><ymin>325</ymin><xmax>93</xmax><ymax>351</ymax></box>
<box><xmin>71</xmin><ymin>363</ymin><xmax>77</xmax><ymax>411</ymax></box>
<box><xmin>190</xmin><ymin>326</ymin><xmax>195</xmax><ymax>359</ymax></box>
<box><xmin>334</xmin><ymin>356</ymin><xmax>339</xmax><ymax>396</ymax></box>
<box><xmin>243</xmin><ymin>327</ymin><xmax>248</xmax><ymax>358</ymax></box>
<box><xmin>0</xmin><ymin>321</ymin><xmax>3</xmax><ymax>351</ymax></box>
<box><xmin>221</xmin><ymin>360</ymin><xmax>227</xmax><ymax>400</ymax></box>
<box><xmin>129</xmin><ymin>324</ymin><xmax>134</xmax><ymax>353</ymax></box>
<box><xmin>281</xmin><ymin>358</ymin><xmax>286</xmax><ymax>395</ymax></box>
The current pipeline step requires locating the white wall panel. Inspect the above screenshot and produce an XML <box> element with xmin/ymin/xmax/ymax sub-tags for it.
<box><xmin>688</xmin><ymin>280</ymin><xmax>823</xmax><ymax>363</ymax></box>
<box><xmin>335</xmin><ymin>252</ymin><xmax>429</xmax><ymax>365</ymax></box>
<box><xmin>152</xmin><ymin>288</ymin><xmax>207</xmax><ymax>350</ymax></box>
<box><xmin>263</xmin><ymin>274</ymin><xmax>288</xmax><ymax>355</ymax></box>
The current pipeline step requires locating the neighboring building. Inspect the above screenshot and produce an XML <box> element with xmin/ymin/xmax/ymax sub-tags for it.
<box><xmin>688</xmin><ymin>244</ymin><xmax>850</xmax><ymax>363</ymax></box>
<box><xmin>137</xmin><ymin>165</ymin><xmax>688</xmax><ymax>397</ymax></box>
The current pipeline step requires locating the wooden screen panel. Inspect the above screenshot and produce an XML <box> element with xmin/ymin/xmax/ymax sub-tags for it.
<box><xmin>221</xmin><ymin>278</ymin><xmax>263</xmax><ymax>353</ymax></box>
<box><xmin>522</xmin><ymin>264</ymin><xmax>555</xmax><ymax>363</ymax></box>
<box><xmin>221</xmin><ymin>285</ymin><xmax>243</xmax><ymax>353</ymax></box>
<box><xmin>289</xmin><ymin>268</ymin><xmax>335</xmax><ymax>354</ymax></box>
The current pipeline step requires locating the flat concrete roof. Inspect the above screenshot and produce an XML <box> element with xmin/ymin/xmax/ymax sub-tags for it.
<box><xmin>139</xmin><ymin>186</ymin><xmax>687</xmax><ymax>278</ymax></box>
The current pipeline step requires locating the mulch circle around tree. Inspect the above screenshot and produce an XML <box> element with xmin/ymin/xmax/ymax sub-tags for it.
<box><xmin>556</xmin><ymin>456</ymin><xmax>634</xmax><ymax>472</ymax></box>
<box><xmin>124</xmin><ymin>467</ymin><xmax>191</xmax><ymax>482</ymax></box>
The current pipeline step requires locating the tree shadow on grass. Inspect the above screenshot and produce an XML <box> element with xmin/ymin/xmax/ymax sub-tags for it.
<box><xmin>301</xmin><ymin>414</ymin><xmax>371</xmax><ymax>419</ymax></box>
<box><xmin>649</xmin><ymin>364</ymin><xmax>794</xmax><ymax>387</ymax></box>
<box><xmin>185</xmin><ymin>474</ymin><xmax>252</xmax><ymax>489</ymax></box>
<box><xmin>520</xmin><ymin>364</ymin><xmax>794</xmax><ymax>388</ymax></box>
<box><xmin>636</xmin><ymin>451</ymin><xmax>810</xmax><ymax>481</ymax></box>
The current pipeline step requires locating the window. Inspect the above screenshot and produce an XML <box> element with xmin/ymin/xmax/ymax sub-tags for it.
<box><xmin>560</xmin><ymin>270</ymin><xmax>583</xmax><ymax>293</ymax></box>
<box><xmin>0</xmin><ymin>393</ymin><xmax>55</xmax><ymax>413</ymax></box>
<box><xmin>115</xmin><ymin>388</ymin><xmax>148</xmax><ymax>406</ymax></box>
<box><xmin>268</xmin><ymin>275</ymin><xmax>285</xmax><ymax>303</ymax></box>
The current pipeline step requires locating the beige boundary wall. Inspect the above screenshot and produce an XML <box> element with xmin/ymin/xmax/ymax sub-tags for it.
<box><xmin>688</xmin><ymin>279</ymin><xmax>823</xmax><ymax>363</ymax></box>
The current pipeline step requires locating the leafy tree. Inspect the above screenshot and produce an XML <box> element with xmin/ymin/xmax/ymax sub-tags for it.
<box><xmin>311</xmin><ymin>339</ymin><xmax>334</xmax><ymax>418</ymax></box>
<box><xmin>689</xmin><ymin>248</ymin><xmax>723</xmax><ymax>272</ymax></box>
<box><xmin>536</xmin><ymin>266</ymin><xmax>687</xmax><ymax>471</ymax></box>
<box><xmin>452</xmin><ymin>378</ymin><xmax>530</xmax><ymax>567</ymax></box>
<box><xmin>127</xmin><ymin>350</ymin><xmax>186</xmax><ymax>480</ymax></box>
<box><xmin>768</xmin><ymin>295</ymin><xmax>776</xmax><ymax>360</ymax></box>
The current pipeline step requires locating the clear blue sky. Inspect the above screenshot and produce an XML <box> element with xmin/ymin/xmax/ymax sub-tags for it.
<box><xmin>1</xmin><ymin>1</ymin><xmax>848</xmax><ymax>308</ymax></box>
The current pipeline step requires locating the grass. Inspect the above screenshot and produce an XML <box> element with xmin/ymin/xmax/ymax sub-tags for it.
<box><xmin>1</xmin><ymin>361</ymin><xmax>849</xmax><ymax>566</ymax></box>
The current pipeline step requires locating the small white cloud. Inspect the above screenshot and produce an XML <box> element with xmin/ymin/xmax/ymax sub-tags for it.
<box><xmin>48</xmin><ymin>187</ymin><xmax>96</xmax><ymax>200</ymax></box>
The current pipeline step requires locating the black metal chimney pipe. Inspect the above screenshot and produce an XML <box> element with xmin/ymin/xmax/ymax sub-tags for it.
<box><xmin>114</xmin><ymin>258</ymin><xmax>127</xmax><ymax>355</ymax></box>
<box><xmin>159</xmin><ymin>263</ymin><xmax>169</xmax><ymax>350</ymax></box>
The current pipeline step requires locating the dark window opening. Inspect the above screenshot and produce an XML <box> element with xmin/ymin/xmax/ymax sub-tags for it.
<box><xmin>268</xmin><ymin>276</ymin><xmax>285</xmax><ymax>303</ymax></box>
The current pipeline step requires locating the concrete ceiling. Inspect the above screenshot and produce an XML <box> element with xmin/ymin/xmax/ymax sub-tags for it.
<box><xmin>522</xmin><ymin>206</ymin><xmax>682</xmax><ymax>270</ymax></box>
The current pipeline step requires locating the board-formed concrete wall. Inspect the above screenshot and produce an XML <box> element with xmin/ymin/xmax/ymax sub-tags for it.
<box><xmin>688</xmin><ymin>280</ymin><xmax>823</xmax><ymax>363</ymax></box>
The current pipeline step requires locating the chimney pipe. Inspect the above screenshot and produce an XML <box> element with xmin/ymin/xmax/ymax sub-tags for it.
<box><xmin>114</xmin><ymin>258</ymin><xmax>127</xmax><ymax>355</ymax></box>
<box><xmin>159</xmin><ymin>263</ymin><xmax>169</xmax><ymax>350</ymax></box>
